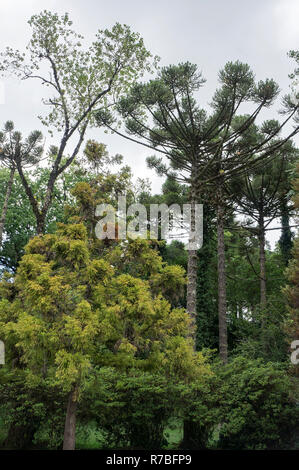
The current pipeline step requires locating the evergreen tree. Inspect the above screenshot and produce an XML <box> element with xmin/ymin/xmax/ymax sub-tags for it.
<box><xmin>231</xmin><ymin>136</ymin><xmax>297</xmax><ymax>306</ymax></box>
<box><xmin>97</xmin><ymin>61</ymin><xmax>299</xmax><ymax>361</ymax></box>
<box><xmin>0</xmin><ymin>121</ymin><xmax>43</xmax><ymax>246</ymax></box>
<box><xmin>284</xmin><ymin>160</ymin><xmax>299</xmax><ymax>375</ymax></box>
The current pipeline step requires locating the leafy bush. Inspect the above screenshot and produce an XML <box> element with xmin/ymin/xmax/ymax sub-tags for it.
<box><xmin>214</xmin><ymin>357</ymin><xmax>299</xmax><ymax>449</ymax></box>
<box><xmin>79</xmin><ymin>367</ymin><xmax>198</xmax><ymax>449</ymax></box>
<box><xmin>0</xmin><ymin>368</ymin><xmax>66</xmax><ymax>449</ymax></box>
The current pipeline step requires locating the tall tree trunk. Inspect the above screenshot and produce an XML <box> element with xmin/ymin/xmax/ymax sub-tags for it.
<box><xmin>183</xmin><ymin>185</ymin><xmax>200</xmax><ymax>447</ymax></box>
<box><xmin>186</xmin><ymin>189</ymin><xmax>198</xmax><ymax>347</ymax></box>
<box><xmin>187</xmin><ymin>249</ymin><xmax>197</xmax><ymax>340</ymax></box>
<box><xmin>0</xmin><ymin>166</ymin><xmax>15</xmax><ymax>246</ymax></box>
<box><xmin>63</xmin><ymin>386</ymin><xmax>78</xmax><ymax>450</ymax></box>
<box><xmin>259</xmin><ymin>214</ymin><xmax>266</xmax><ymax>307</ymax></box>
<box><xmin>217</xmin><ymin>203</ymin><xmax>228</xmax><ymax>364</ymax></box>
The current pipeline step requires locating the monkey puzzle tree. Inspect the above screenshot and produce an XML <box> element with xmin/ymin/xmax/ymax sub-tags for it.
<box><xmin>284</xmin><ymin>160</ymin><xmax>299</xmax><ymax>375</ymax></box>
<box><xmin>277</xmin><ymin>149</ymin><xmax>299</xmax><ymax>266</ymax></box>
<box><xmin>0</xmin><ymin>10</ymin><xmax>155</xmax><ymax>234</ymax></box>
<box><xmin>97</xmin><ymin>60</ymin><xmax>299</xmax><ymax>362</ymax></box>
<box><xmin>0</xmin><ymin>121</ymin><xmax>43</xmax><ymax>246</ymax></box>
<box><xmin>0</xmin><ymin>155</ymin><xmax>94</xmax><ymax>273</ymax></box>
<box><xmin>230</xmin><ymin>132</ymin><xmax>298</xmax><ymax>307</ymax></box>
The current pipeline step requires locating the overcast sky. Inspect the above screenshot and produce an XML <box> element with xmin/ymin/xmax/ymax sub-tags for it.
<box><xmin>0</xmin><ymin>0</ymin><xmax>299</xmax><ymax>246</ymax></box>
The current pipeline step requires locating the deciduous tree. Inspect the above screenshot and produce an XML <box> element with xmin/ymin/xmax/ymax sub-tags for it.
<box><xmin>0</xmin><ymin>11</ymin><xmax>155</xmax><ymax>234</ymax></box>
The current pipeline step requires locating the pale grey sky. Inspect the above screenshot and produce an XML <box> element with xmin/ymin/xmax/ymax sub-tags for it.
<box><xmin>1</xmin><ymin>0</ymin><xmax>299</xmax><ymax>246</ymax></box>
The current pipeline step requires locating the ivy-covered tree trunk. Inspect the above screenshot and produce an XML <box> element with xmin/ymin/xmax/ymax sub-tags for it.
<box><xmin>196</xmin><ymin>203</ymin><xmax>218</xmax><ymax>350</ymax></box>
<box><xmin>217</xmin><ymin>203</ymin><xmax>228</xmax><ymax>364</ymax></box>
<box><xmin>0</xmin><ymin>166</ymin><xmax>15</xmax><ymax>246</ymax></box>
<box><xmin>63</xmin><ymin>386</ymin><xmax>78</xmax><ymax>451</ymax></box>
<box><xmin>279</xmin><ymin>196</ymin><xmax>293</xmax><ymax>266</ymax></box>
<box><xmin>259</xmin><ymin>213</ymin><xmax>266</xmax><ymax>307</ymax></box>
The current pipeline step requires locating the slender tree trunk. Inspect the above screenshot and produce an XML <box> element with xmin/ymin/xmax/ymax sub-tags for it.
<box><xmin>183</xmin><ymin>185</ymin><xmax>200</xmax><ymax>448</ymax></box>
<box><xmin>187</xmin><ymin>250</ymin><xmax>197</xmax><ymax>337</ymax></box>
<box><xmin>217</xmin><ymin>203</ymin><xmax>228</xmax><ymax>364</ymax></box>
<box><xmin>63</xmin><ymin>386</ymin><xmax>78</xmax><ymax>451</ymax></box>
<box><xmin>15</xmin><ymin>160</ymin><xmax>44</xmax><ymax>233</ymax></box>
<box><xmin>0</xmin><ymin>166</ymin><xmax>15</xmax><ymax>246</ymax></box>
<box><xmin>259</xmin><ymin>214</ymin><xmax>266</xmax><ymax>307</ymax></box>
<box><xmin>186</xmin><ymin>188</ymin><xmax>198</xmax><ymax>346</ymax></box>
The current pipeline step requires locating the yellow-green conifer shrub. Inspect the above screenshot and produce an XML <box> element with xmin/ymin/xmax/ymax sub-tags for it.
<box><xmin>0</xmin><ymin>222</ymin><xmax>211</xmax><ymax>449</ymax></box>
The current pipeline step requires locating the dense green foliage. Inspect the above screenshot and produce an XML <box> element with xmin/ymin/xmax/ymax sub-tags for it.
<box><xmin>215</xmin><ymin>357</ymin><xmax>299</xmax><ymax>450</ymax></box>
<box><xmin>0</xmin><ymin>8</ymin><xmax>299</xmax><ymax>451</ymax></box>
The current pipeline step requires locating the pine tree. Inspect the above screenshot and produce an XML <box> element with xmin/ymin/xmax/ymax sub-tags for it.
<box><xmin>0</xmin><ymin>121</ymin><xmax>43</xmax><ymax>246</ymax></box>
<box><xmin>284</xmin><ymin>161</ymin><xmax>299</xmax><ymax>375</ymax></box>
<box><xmin>98</xmin><ymin>61</ymin><xmax>299</xmax><ymax>361</ymax></box>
